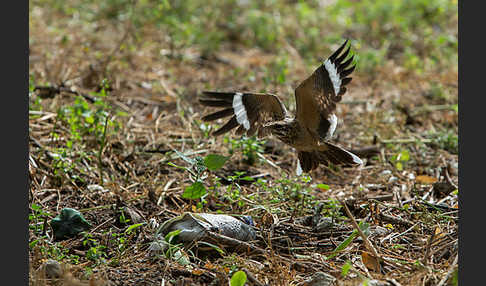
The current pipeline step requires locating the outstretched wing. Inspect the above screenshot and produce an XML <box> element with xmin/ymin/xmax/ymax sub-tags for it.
<box><xmin>199</xmin><ymin>91</ymin><xmax>288</xmax><ymax>136</ymax></box>
<box><xmin>294</xmin><ymin>39</ymin><xmax>356</xmax><ymax>141</ymax></box>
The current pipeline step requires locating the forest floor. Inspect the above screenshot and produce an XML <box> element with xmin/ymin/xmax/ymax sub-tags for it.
<box><xmin>29</xmin><ymin>1</ymin><xmax>458</xmax><ymax>285</ymax></box>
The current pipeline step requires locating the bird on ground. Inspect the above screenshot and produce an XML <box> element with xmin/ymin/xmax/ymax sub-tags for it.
<box><xmin>199</xmin><ymin>39</ymin><xmax>362</xmax><ymax>175</ymax></box>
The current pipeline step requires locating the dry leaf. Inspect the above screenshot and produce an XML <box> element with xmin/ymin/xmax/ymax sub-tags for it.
<box><xmin>204</xmin><ymin>262</ymin><xmax>217</xmax><ymax>269</ymax></box>
<box><xmin>362</xmin><ymin>251</ymin><xmax>381</xmax><ymax>272</ymax></box>
<box><xmin>432</xmin><ymin>226</ymin><xmax>446</xmax><ymax>245</ymax></box>
<box><xmin>416</xmin><ymin>175</ymin><xmax>437</xmax><ymax>184</ymax></box>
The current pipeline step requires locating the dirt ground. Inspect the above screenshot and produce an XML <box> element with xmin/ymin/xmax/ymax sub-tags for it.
<box><xmin>29</xmin><ymin>1</ymin><xmax>458</xmax><ymax>285</ymax></box>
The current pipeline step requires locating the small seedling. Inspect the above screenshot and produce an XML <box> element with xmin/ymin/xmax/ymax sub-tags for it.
<box><xmin>168</xmin><ymin>150</ymin><xmax>229</xmax><ymax>204</ymax></box>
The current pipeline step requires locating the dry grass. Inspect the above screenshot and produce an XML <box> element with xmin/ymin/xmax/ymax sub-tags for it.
<box><xmin>29</xmin><ymin>1</ymin><xmax>458</xmax><ymax>285</ymax></box>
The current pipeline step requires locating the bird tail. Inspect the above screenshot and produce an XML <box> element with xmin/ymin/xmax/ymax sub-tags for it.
<box><xmin>297</xmin><ymin>143</ymin><xmax>362</xmax><ymax>174</ymax></box>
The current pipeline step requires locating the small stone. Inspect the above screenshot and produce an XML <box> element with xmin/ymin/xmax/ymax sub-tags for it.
<box><xmin>313</xmin><ymin>217</ymin><xmax>333</xmax><ymax>232</ymax></box>
<box><xmin>42</xmin><ymin>259</ymin><xmax>62</xmax><ymax>278</ymax></box>
<box><xmin>147</xmin><ymin>239</ymin><xmax>168</xmax><ymax>257</ymax></box>
<box><xmin>304</xmin><ymin>272</ymin><xmax>336</xmax><ymax>286</ymax></box>
<box><xmin>369</xmin><ymin>226</ymin><xmax>389</xmax><ymax>238</ymax></box>
<box><xmin>360</xmin><ymin>279</ymin><xmax>390</xmax><ymax>286</ymax></box>
<box><xmin>381</xmin><ymin>170</ymin><xmax>392</xmax><ymax>176</ymax></box>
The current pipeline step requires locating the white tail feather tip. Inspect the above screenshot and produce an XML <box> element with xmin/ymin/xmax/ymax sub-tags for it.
<box><xmin>296</xmin><ymin>159</ymin><xmax>303</xmax><ymax>176</ymax></box>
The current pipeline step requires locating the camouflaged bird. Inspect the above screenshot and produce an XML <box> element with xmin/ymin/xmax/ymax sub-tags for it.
<box><xmin>199</xmin><ymin>40</ymin><xmax>362</xmax><ymax>175</ymax></box>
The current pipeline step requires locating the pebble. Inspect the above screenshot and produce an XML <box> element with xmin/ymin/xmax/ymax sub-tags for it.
<box><xmin>41</xmin><ymin>259</ymin><xmax>62</xmax><ymax>279</ymax></box>
<box><xmin>303</xmin><ymin>272</ymin><xmax>336</xmax><ymax>286</ymax></box>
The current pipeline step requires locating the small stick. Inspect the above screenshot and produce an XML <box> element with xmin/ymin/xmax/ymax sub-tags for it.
<box><xmin>378</xmin><ymin>213</ymin><xmax>414</xmax><ymax>227</ymax></box>
<box><xmin>437</xmin><ymin>254</ymin><xmax>458</xmax><ymax>286</ymax></box>
<box><xmin>158</xmin><ymin>179</ymin><xmax>176</xmax><ymax>205</ymax></box>
<box><xmin>381</xmin><ymin>222</ymin><xmax>420</xmax><ymax>244</ymax></box>
<box><xmin>204</xmin><ymin>231</ymin><xmax>311</xmax><ymax>271</ymax></box>
<box><xmin>241</xmin><ymin>268</ymin><xmax>264</xmax><ymax>286</ymax></box>
<box><xmin>442</xmin><ymin>158</ymin><xmax>458</xmax><ymax>190</ymax></box>
<box><xmin>422</xmin><ymin>231</ymin><xmax>436</xmax><ymax>266</ymax></box>
<box><xmin>368</xmin><ymin>194</ymin><xmax>394</xmax><ymax>202</ymax></box>
<box><xmin>257</xmin><ymin>152</ymin><xmax>280</xmax><ymax>170</ymax></box>
<box><xmin>338</xmin><ymin>200</ymin><xmax>381</xmax><ymax>262</ymax></box>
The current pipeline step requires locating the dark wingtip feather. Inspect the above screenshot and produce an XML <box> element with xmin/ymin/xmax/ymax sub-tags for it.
<box><xmin>199</xmin><ymin>99</ymin><xmax>232</xmax><ymax>107</ymax></box>
<box><xmin>337</xmin><ymin>55</ymin><xmax>354</xmax><ymax>73</ymax></box>
<box><xmin>338</xmin><ymin>87</ymin><xmax>347</xmax><ymax>96</ymax></box>
<box><xmin>201</xmin><ymin>91</ymin><xmax>235</xmax><ymax>102</ymax></box>
<box><xmin>340</xmin><ymin>65</ymin><xmax>356</xmax><ymax>78</ymax></box>
<box><xmin>212</xmin><ymin>116</ymin><xmax>239</xmax><ymax>136</ymax></box>
<box><xmin>202</xmin><ymin>108</ymin><xmax>234</xmax><ymax>121</ymax></box>
<box><xmin>335</xmin><ymin>45</ymin><xmax>351</xmax><ymax>65</ymax></box>
<box><xmin>341</xmin><ymin>77</ymin><xmax>353</xmax><ymax>86</ymax></box>
<box><xmin>328</xmin><ymin>39</ymin><xmax>349</xmax><ymax>62</ymax></box>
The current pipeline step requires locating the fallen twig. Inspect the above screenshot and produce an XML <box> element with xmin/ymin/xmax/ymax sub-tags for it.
<box><xmin>378</xmin><ymin>213</ymin><xmax>414</xmax><ymax>227</ymax></box>
<box><xmin>339</xmin><ymin>199</ymin><xmax>381</xmax><ymax>267</ymax></box>
<box><xmin>422</xmin><ymin>231</ymin><xmax>436</xmax><ymax>266</ymax></box>
<box><xmin>242</xmin><ymin>268</ymin><xmax>265</xmax><ymax>286</ymax></box>
<box><xmin>437</xmin><ymin>254</ymin><xmax>458</xmax><ymax>286</ymax></box>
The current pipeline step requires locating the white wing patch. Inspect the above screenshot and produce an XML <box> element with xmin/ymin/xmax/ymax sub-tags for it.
<box><xmin>326</xmin><ymin>113</ymin><xmax>338</xmax><ymax>140</ymax></box>
<box><xmin>324</xmin><ymin>59</ymin><xmax>341</xmax><ymax>96</ymax></box>
<box><xmin>232</xmin><ymin>92</ymin><xmax>250</xmax><ymax>130</ymax></box>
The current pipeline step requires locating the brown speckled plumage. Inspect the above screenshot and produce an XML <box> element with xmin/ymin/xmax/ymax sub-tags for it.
<box><xmin>199</xmin><ymin>40</ymin><xmax>363</xmax><ymax>173</ymax></box>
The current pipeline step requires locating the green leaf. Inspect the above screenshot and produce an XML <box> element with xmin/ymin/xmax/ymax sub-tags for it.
<box><xmin>327</xmin><ymin>230</ymin><xmax>358</xmax><ymax>259</ymax></box>
<box><xmin>167</xmin><ymin>162</ymin><xmax>188</xmax><ymax>172</ymax></box>
<box><xmin>198</xmin><ymin>241</ymin><xmax>225</xmax><ymax>255</ymax></box>
<box><xmin>182</xmin><ymin>181</ymin><xmax>207</xmax><ymax>199</ymax></box>
<box><xmin>328</xmin><ymin>220</ymin><xmax>370</xmax><ymax>259</ymax></box>
<box><xmin>203</xmin><ymin>154</ymin><xmax>229</xmax><ymax>171</ymax></box>
<box><xmin>341</xmin><ymin>260</ymin><xmax>352</xmax><ymax>277</ymax></box>
<box><xmin>316</xmin><ymin>183</ymin><xmax>330</xmax><ymax>190</ymax></box>
<box><xmin>165</xmin><ymin>229</ymin><xmax>182</xmax><ymax>244</ymax></box>
<box><xmin>230</xmin><ymin>270</ymin><xmax>247</xmax><ymax>286</ymax></box>
<box><xmin>396</xmin><ymin>161</ymin><xmax>403</xmax><ymax>171</ymax></box>
<box><xmin>399</xmin><ymin>150</ymin><xmax>410</xmax><ymax>162</ymax></box>
<box><xmin>125</xmin><ymin>223</ymin><xmax>144</xmax><ymax>234</ymax></box>
<box><xmin>85</xmin><ymin>115</ymin><xmax>95</xmax><ymax>124</ymax></box>
<box><xmin>240</xmin><ymin>176</ymin><xmax>254</xmax><ymax>182</ymax></box>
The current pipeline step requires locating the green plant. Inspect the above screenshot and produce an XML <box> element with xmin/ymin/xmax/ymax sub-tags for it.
<box><xmin>82</xmin><ymin>233</ymin><xmax>108</xmax><ymax>265</ymax></box>
<box><xmin>341</xmin><ymin>260</ymin><xmax>352</xmax><ymax>277</ymax></box>
<box><xmin>56</xmin><ymin>79</ymin><xmax>120</xmax><ymax>145</ymax></box>
<box><xmin>53</xmin><ymin>79</ymin><xmax>122</xmax><ymax>184</ymax></box>
<box><xmin>427</xmin><ymin>129</ymin><xmax>458</xmax><ymax>154</ymax></box>
<box><xmin>164</xmin><ymin>230</ymin><xmax>190</xmax><ymax>265</ymax></box>
<box><xmin>118</xmin><ymin>209</ymin><xmax>130</xmax><ymax>224</ymax></box>
<box><xmin>29</xmin><ymin>203</ymin><xmax>51</xmax><ymax>235</ymax></box>
<box><xmin>230</xmin><ymin>270</ymin><xmax>247</xmax><ymax>286</ymax></box>
<box><xmin>326</xmin><ymin>0</ymin><xmax>457</xmax><ymax>75</ymax></box>
<box><xmin>327</xmin><ymin>220</ymin><xmax>370</xmax><ymax>259</ymax></box>
<box><xmin>321</xmin><ymin>198</ymin><xmax>344</xmax><ymax>220</ymax></box>
<box><xmin>168</xmin><ymin>151</ymin><xmax>229</xmax><ymax>206</ymax></box>
<box><xmin>390</xmin><ymin>149</ymin><xmax>411</xmax><ymax>171</ymax></box>
<box><xmin>224</xmin><ymin>171</ymin><xmax>254</xmax><ymax>207</ymax></box>
<box><xmin>226</xmin><ymin>136</ymin><xmax>265</xmax><ymax>165</ymax></box>
<box><xmin>260</xmin><ymin>174</ymin><xmax>317</xmax><ymax>215</ymax></box>
<box><xmin>263</xmin><ymin>53</ymin><xmax>290</xmax><ymax>86</ymax></box>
